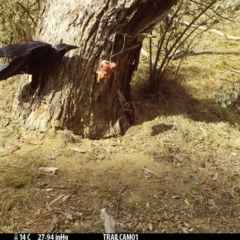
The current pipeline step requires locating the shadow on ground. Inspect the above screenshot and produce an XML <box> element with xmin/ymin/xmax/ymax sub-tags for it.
<box><xmin>132</xmin><ymin>70</ymin><xmax>240</xmax><ymax>127</ymax></box>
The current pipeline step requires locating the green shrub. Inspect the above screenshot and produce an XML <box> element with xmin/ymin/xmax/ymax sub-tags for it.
<box><xmin>0</xmin><ymin>0</ymin><xmax>39</xmax><ymax>45</ymax></box>
<box><xmin>212</xmin><ymin>83</ymin><xmax>240</xmax><ymax>111</ymax></box>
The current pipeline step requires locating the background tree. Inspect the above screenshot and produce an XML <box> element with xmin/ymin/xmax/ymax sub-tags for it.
<box><xmin>0</xmin><ymin>0</ymin><xmax>39</xmax><ymax>45</ymax></box>
<box><xmin>12</xmin><ymin>0</ymin><xmax>177</xmax><ymax>139</ymax></box>
<box><xmin>139</xmin><ymin>0</ymin><xmax>238</xmax><ymax>94</ymax></box>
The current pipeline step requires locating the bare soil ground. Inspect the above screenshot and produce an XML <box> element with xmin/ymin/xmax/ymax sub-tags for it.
<box><xmin>1</xmin><ymin>16</ymin><xmax>240</xmax><ymax>233</ymax></box>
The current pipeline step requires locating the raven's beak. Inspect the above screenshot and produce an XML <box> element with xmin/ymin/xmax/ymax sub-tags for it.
<box><xmin>67</xmin><ymin>45</ymin><xmax>78</xmax><ymax>51</ymax></box>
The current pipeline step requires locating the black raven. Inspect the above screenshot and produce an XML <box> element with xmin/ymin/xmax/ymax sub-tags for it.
<box><xmin>0</xmin><ymin>41</ymin><xmax>78</xmax><ymax>90</ymax></box>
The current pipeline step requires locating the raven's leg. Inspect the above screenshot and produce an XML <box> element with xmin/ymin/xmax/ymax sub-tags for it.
<box><xmin>31</xmin><ymin>74</ymin><xmax>46</xmax><ymax>102</ymax></box>
<box><xmin>30</xmin><ymin>73</ymin><xmax>40</xmax><ymax>91</ymax></box>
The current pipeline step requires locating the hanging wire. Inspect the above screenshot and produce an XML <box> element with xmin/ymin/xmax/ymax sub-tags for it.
<box><xmin>109</xmin><ymin>32</ymin><xmax>116</xmax><ymax>62</ymax></box>
<box><xmin>110</xmin><ymin>33</ymin><xmax>126</xmax><ymax>62</ymax></box>
<box><xmin>109</xmin><ymin>31</ymin><xmax>142</xmax><ymax>62</ymax></box>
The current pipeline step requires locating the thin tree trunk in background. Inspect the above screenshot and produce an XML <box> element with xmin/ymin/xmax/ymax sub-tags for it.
<box><xmin>12</xmin><ymin>0</ymin><xmax>177</xmax><ymax>139</ymax></box>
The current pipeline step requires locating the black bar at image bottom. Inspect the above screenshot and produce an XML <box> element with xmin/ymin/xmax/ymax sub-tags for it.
<box><xmin>1</xmin><ymin>233</ymin><xmax>235</xmax><ymax>239</ymax></box>
<box><xmin>0</xmin><ymin>233</ymin><xmax>144</xmax><ymax>240</ymax></box>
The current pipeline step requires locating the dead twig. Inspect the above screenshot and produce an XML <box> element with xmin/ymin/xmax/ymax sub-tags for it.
<box><xmin>0</xmin><ymin>146</ymin><xmax>20</xmax><ymax>157</ymax></box>
<box><xmin>143</xmin><ymin>167</ymin><xmax>159</xmax><ymax>177</ymax></box>
<box><xmin>231</xmin><ymin>69</ymin><xmax>240</xmax><ymax>74</ymax></box>
<box><xmin>169</xmin><ymin>50</ymin><xmax>240</xmax><ymax>60</ymax></box>
<box><xmin>116</xmin><ymin>185</ymin><xmax>127</xmax><ymax>219</ymax></box>
<box><xmin>44</xmin><ymin>214</ymin><xmax>58</xmax><ymax>233</ymax></box>
<box><xmin>69</xmin><ymin>147</ymin><xmax>86</xmax><ymax>153</ymax></box>
<box><xmin>177</xmin><ymin>224</ymin><xmax>188</xmax><ymax>233</ymax></box>
<box><xmin>181</xmin><ymin>20</ymin><xmax>240</xmax><ymax>40</ymax></box>
<box><xmin>46</xmin><ymin>186</ymin><xmax>72</xmax><ymax>189</ymax></box>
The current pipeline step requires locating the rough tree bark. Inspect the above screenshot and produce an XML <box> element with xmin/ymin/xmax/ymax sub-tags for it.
<box><xmin>12</xmin><ymin>0</ymin><xmax>177</xmax><ymax>139</ymax></box>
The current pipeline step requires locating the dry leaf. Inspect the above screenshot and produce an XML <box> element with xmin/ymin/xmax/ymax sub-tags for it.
<box><xmin>183</xmin><ymin>222</ymin><xmax>189</xmax><ymax>227</ymax></box>
<box><xmin>184</xmin><ymin>198</ymin><xmax>192</xmax><ymax>207</ymax></box>
<box><xmin>199</xmin><ymin>175</ymin><xmax>206</xmax><ymax>184</ymax></box>
<box><xmin>62</xmin><ymin>194</ymin><xmax>71</xmax><ymax>203</ymax></box>
<box><xmin>65</xmin><ymin>212</ymin><xmax>73</xmax><ymax>220</ymax></box>
<box><xmin>35</xmin><ymin>208</ymin><xmax>42</xmax><ymax>216</ymax></box>
<box><xmin>46</xmin><ymin>201</ymin><xmax>52</xmax><ymax>211</ymax></box>
<box><xmin>147</xmin><ymin>223</ymin><xmax>153</xmax><ymax>231</ymax></box>
<box><xmin>49</xmin><ymin>194</ymin><xmax>65</xmax><ymax>206</ymax></box>
<box><xmin>39</xmin><ymin>167</ymin><xmax>58</xmax><ymax>173</ymax></box>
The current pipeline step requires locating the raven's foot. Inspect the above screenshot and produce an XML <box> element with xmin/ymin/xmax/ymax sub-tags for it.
<box><xmin>35</xmin><ymin>94</ymin><xmax>47</xmax><ymax>104</ymax></box>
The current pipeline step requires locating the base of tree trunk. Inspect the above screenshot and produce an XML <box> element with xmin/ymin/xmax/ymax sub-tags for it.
<box><xmin>11</xmin><ymin>0</ymin><xmax>177</xmax><ymax>139</ymax></box>
<box><xmin>12</xmin><ymin>76</ymin><xmax>135</xmax><ymax>139</ymax></box>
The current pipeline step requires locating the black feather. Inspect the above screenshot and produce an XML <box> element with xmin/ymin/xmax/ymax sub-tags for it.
<box><xmin>0</xmin><ymin>41</ymin><xmax>78</xmax><ymax>91</ymax></box>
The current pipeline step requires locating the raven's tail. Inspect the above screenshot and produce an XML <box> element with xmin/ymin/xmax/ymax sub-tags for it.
<box><xmin>0</xmin><ymin>63</ymin><xmax>9</xmax><ymax>71</ymax></box>
<box><xmin>0</xmin><ymin>63</ymin><xmax>9</xmax><ymax>80</ymax></box>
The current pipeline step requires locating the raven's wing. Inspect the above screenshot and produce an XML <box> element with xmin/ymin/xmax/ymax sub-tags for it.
<box><xmin>0</xmin><ymin>55</ymin><xmax>30</xmax><ymax>80</ymax></box>
<box><xmin>0</xmin><ymin>41</ymin><xmax>52</xmax><ymax>59</ymax></box>
<box><xmin>0</xmin><ymin>44</ymin><xmax>53</xmax><ymax>80</ymax></box>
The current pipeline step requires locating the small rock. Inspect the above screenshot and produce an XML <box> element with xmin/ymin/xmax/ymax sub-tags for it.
<box><xmin>147</xmin><ymin>223</ymin><xmax>153</xmax><ymax>231</ymax></box>
<box><xmin>213</xmin><ymin>173</ymin><xmax>218</xmax><ymax>181</ymax></box>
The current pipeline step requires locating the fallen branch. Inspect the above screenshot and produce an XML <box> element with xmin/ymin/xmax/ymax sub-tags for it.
<box><xmin>231</xmin><ymin>69</ymin><xmax>240</xmax><ymax>74</ymax></box>
<box><xmin>46</xmin><ymin>185</ymin><xmax>72</xmax><ymax>189</ymax></box>
<box><xmin>143</xmin><ymin>167</ymin><xmax>159</xmax><ymax>177</ymax></box>
<box><xmin>168</xmin><ymin>50</ymin><xmax>240</xmax><ymax>60</ymax></box>
<box><xmin>116</xmin><ymin>185</ymin><xmax>127</xmax><ymax>219</ymax></box>
<box><xmin>181</xmin><ymin>21</ymin><xmax>240</xmax><ymax>40</ymax></box>
<box><xmin>69</xmin><ymin>147</ymin><xmax>86</xmax><ymax>153</ymax></box>
<box><xmin>100</xmin><ymin>208</ymin><xmax>116</xmax><ymax>233</ymax></box>
<box><xmin>0</xmin><ymin>146</ymin><xmax>20</xmax><ymax>157</ymax></box>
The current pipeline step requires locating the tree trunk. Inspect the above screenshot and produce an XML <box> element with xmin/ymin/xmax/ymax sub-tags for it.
<box><xmin>12</xmin><ymin>0</ymin><xmax>176</xmax><ymax>139</ymax></box>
